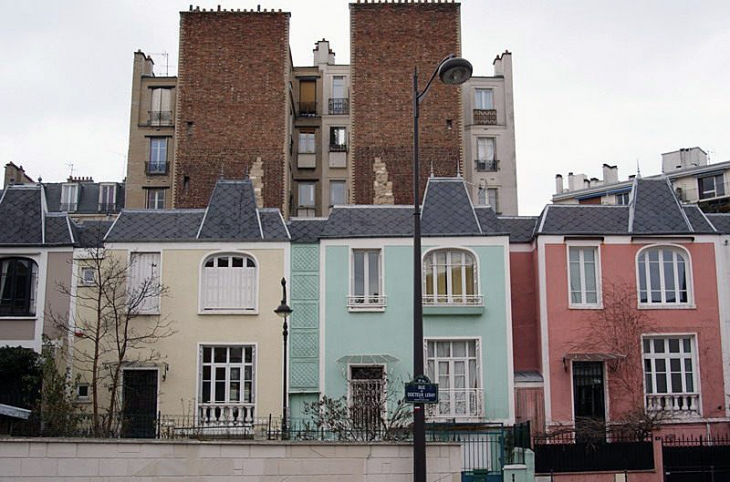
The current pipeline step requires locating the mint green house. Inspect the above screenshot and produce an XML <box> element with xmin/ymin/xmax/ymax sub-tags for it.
<box><xmin>288</xmin><ymin>178</ymin><xmax>514</xmax><ymax>425</ymax></box>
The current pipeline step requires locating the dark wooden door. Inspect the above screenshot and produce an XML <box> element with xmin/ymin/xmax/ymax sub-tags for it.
<box><xmin>122</xmin><ymin>369</ymin><xmax>158</xmax><ymax>438</ymax></box>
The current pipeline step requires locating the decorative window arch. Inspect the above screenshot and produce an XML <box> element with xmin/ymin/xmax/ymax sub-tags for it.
<box><xmin>0</xmin><ymin>257</ymin><xmax>38</xmax><ymax>316</ymax></box>
<box><xmin>637</xmin><ymin>246</ymin><xmax>691</xmax><ymax>305</ymax></box>
<box><xmin>200</xmin><ymin>253</ymin><xmax>257</xmax><ymax>312</ymax></box>
<box><xmin>423</xmin><ymin>248</ymin><xmax>481</xmax><ymax>305</ymax></box>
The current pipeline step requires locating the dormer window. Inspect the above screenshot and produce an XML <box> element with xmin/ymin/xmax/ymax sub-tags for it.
<box><xmin>99</xmin><ymin>184</ymin><xmax>116</xmax><ymax>212</ymax></box>
<box><xmin>61</xmin><ymin>183</ymin><xmax>79</xmax><ymax>212</ymax></box>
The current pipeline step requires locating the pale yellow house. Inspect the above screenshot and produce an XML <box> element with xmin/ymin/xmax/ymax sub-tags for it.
<box><xmin>69</xmin><ymin>180</ymin><xmax>290</xmax><ymax>436</ymax></box>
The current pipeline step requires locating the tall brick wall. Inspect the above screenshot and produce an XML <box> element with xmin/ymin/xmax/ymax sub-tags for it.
<box><xmin>350</xmin><ymin>1</ymin><xmax>464</xmax><ymax>205</ymax></box>
<box><xmin>174</xmin><ymin>8</ymin><xmax>290</xmax><ymax>209</ymax></box>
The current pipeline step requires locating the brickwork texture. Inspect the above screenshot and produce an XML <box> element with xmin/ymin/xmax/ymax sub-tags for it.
<box><xmin>174</xmin><ymin>9</ymin><xmax>290</xmax><ymax>209</ymax></box>
<box><xmin>350</xmin><ymin>1</ymin><xmax>464</xmax><ymax>205</ymax></box>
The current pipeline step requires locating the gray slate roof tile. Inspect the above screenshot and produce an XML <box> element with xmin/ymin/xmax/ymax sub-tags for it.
<box><xmin>259</xmin><ymin>209</ymin><xmax>290</xmax><ymax>241</ymax></box>
<box><xmin>0</xmin><ymin>186</ymin><xmax>43</xmax><ymax>245</ymax></box>
<box><xmin>683</xmin><ymin>206</ymin><xmax>715</xmax><ymax>233</ymax></box>
<box><xmin>44</xmin><ymin>215</ymin><xmax>74</xmax><ymax>245</ymax></box>
<box><xmin>706</xmin><ymin>213</ymin><xmax>730</xmax><ymax>234</ymax></box>
<box><xmin>198</xmin><ymin>180</ymin><xmax>261</xmax><ymax>240</ymax></box>
<box><xmin>288</xmin><ymin>219</ymin><xmax>327</xmax><ymax>243</ymax></box>
<box><xmin>322</xmin><ymin>206</ymin><xmax>413</xmax><ymax>238</ymax></box>
<box><xmin>421</xmin><ymin>178</ymin><xmax>481</xmax><ymax>235</ymax></box>
<box><xmin>106</xmin><ymin>210</ymin><xmax>205</xmax><ymax>242</ymax></box>
<box><xmin>631</xmin><ymin>178</ymin><xmax>691</xmax><ymax>234</ymax></box>
<box><xmin>76</xmin><ymin>221</ymin><xmax>114</xmax><ymax>248</ymax></box>
<box><xmin>498</xmin><ymin>216</ymin><xmax>538</xmax><ymax>242</ymax></box>
<box><xmin>474</xmin><ymin>206</ymin><xmax>505</xmax><ymax>234</ymax></box>
<box><xmin>539</xmin><ymin>205</ymin><xmax>630</xmax><ymax>235</ymax></box>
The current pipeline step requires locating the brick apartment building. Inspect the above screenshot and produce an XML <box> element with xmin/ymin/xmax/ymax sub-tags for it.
<box><xmin>125</xmin><ymin>1</ymin><xmax>518</xmax><ymax>216</ymax></box>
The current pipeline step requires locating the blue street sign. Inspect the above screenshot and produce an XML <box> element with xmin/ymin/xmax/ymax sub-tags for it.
<box><xmin>405</xmin><ymin>376</ymin><xmax>439</xmax><ymax>404</ymax></box>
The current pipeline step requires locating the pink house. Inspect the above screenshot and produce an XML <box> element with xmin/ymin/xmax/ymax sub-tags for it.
<box><xmin>509</xmin><ymin>178</ymin><xmax>729</xmax><ymax>439</ymax></box>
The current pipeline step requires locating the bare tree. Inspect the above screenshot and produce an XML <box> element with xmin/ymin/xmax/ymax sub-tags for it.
<box><xmin>52</xmin><ymin>234</ymin><xmax>174</xmax><ymax>436</ymax></box>
<box><xmin>570</xmin><ymin>280</ymin><xmax>669</xmax><ymax>438</ymax></box>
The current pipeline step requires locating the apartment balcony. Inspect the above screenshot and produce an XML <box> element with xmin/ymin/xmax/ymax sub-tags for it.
<box><xmin>145</xmin><ymin>161</ymin><xmax>169</xmax><ymax>175</ymax></box>
<box><xmin>329</xmin><ymin>98</ymin><xmax>349</xmax><ymax>115</ymax></box>
<box><xmin>60</xmin><ymin>202</ymin><xmax>78</xmax><ymax>212</ymax></box>
<box><xmin>347</xmin><ymin>295</ymin><xmax>387</xmax><ymax>311</ymax></box>
<box><xmin>646</xmin><ymin>393</ymin><xmax>700</xmax><ymax>416</ymax></box>
<box><xmin>476</xmin><ymin>159</ymin><xmax>499</xmax><ymax>172</ymax></box>
<box><xmin>473</xmin><ymin>109</ymin><xmax>497</xmax><ymax>125</ymax></box>
<box><xmin>198</xmin><ymin>403</ymin><xmax>256</xmax><ymax>429</ymax></box>
<box><xmin>98</xmin><ymin>202</ymin><xmax>117</xmax><ymax>213</ymax></box>
<box><xmin>427</xmin><ymin>388</ymin><xmax>484</xmax><ymax>420</ymax></box>
<box><xmin>299</xmin><ymin>102</ymin><xmax>317</xmax><ymax>117</ymax></box>
<box><xmin>148</xmin><ymin>110</ymin><xmax>173</xmax><ymax>126</ymax></box>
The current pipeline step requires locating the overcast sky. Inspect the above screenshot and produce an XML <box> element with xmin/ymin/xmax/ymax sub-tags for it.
<box><xmin>1</xmin><ymin>0</ymin><xmax>728</xmax><ymax>215</ymax></box>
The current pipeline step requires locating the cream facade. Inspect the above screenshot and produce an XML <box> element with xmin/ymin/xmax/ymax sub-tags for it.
<box><xmin>462</xmin><ymin>51</ymin><xmax>518</xmax><ymax>215</ymax></box>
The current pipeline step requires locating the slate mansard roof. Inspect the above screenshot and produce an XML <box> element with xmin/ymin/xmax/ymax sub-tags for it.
<box><xmin>292</xmin><ymin>178</ymin><xmax>509</xmax><ymax>241</ymax></box>
<box><xmin>106</xmin><ymin>180</ymin><xmax>289</xmax><ymax>242</ymax></box>
<box><xmin>537</xmin><ymin>178</ymin><xmax>717</xmax><ymax>237</ymax></box>
<box><xmin>0</xmin><ymin>185</ymin><xmax>75</xmax><ymax>246</ymax></box>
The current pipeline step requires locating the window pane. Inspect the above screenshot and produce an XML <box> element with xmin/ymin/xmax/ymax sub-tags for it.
<box><xmin>368</xmin><ymin>252</ymin><xmax>379</xmax><ymax>297</ymax></box>
<box><xmin>230</xmin><ymin>347</ymin><xmax>243</xmax><ymax>363</ymax></box>
<box><xmin>453</xmin><ymin>342</ymin><xmax>466</xmax><ymax>357</ymax></box>
<box><xmin>656</xmin><ymin>374</ymin><xmax>667</xmax><ymax>393</ymax></box>
<box><xmin>668</xmin><ymin>339</ymin><xmax>680</xmax><ymax>353</ymax></box>
<box><xmin>215</xmin><ymin>348</ymin><xmax>227</xmax><ymax>363</ymax></box>
<box><xmin>354</xmin><ymin>252</ymin><xmax>364</xmax><ymax>297</ymax></box>
<box><xmin>654</xmin><ymin>339</ymin><xmax>665</xmax><ymax>353</ymax></box>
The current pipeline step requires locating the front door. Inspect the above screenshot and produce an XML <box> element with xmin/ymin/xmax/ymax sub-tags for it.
<box><xmin>572</xmin><ymin>361</ymin><xmax>605</xmax><ymax>440</ymax></box>
<box><xmin>349</xmin><ymin>365</ymin><xmax>385</xmax><ymax>434</ymax></box>
<box><xmin>122</xmin><ymin>369</ymin><xmax>158</xmax><ymax>438</ymax></box>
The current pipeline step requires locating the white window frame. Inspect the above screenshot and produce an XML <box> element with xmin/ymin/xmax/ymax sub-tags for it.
<box><xmin>199</xmin><ymin>253</ymin><xmax>258</xmax><ymax>314</ymax></box>
<box><xmin>423</xmin><ymin>248</ymin><xmax>482</xmax><ymax>306</ymax></box>
<box><xmin>330</xmin><ymin>180</ymin><xmax>347</xmax><ymax>207</ymax></box>
<box><xmin>332</xmin><ymin>75</ymin><xmax>346</xmax><ymax>99</ymax></box>
<box><xmin>297</xmin><ymin>182</ymin><xmax>316</xmax><ymax>217</ymax></box>
<box><xmin>99</xmin><ymin>183</ymin><xmax>116</xmax><ymax>210</ymax></box>
<box><xmin>474</xmin><ymin>88</ymin><xmax>494</xmax><ymax>110</ymax></box>
<box><xmin>698</xmin><ymin>174</ymin><xmax>725</xmax><ymax>200</ymax></box>
<box><xmin>150</xmin><ymin>87</ymin><xmax>172</xmax><ymax>126</ymax></box>
<box><xmin>298</xmin><ymin>131</ymin><xmax>315</xmax><ymax>154</ymax></box>
<box><xmin>76</xmin><ymin>383</ymin><xmax>91</xmax><ymax>402</ymax></box>
<box><xmin>567</xmin><ymin>244</ymin><xmax>602</xmax><ymax>308</ymax></box>
<box><xmin>128</xmin><ymin>252</ymin><xmax>161</xmax><ymax>315</ymax></box>
<box><xmin>148</xmin><ymin>138</ymin><xmax>168</xmax><ymax>173</ymax></box>
<box><xmin>348</xmin><ymin>249</ymin><xmax>386</xmax><ymax>310</ymax></box>
<box><xmin>347</xmin><ymin>364</ymin><xmax>386</xmax><ymax>426</ymax></box>
<box><xmin>198</xmin><ymin>344</ymin><xmax>256</xmax><ymax>425</ymax></box>
<box><xmin>426</xmin><ymin>338</ymin><xmax>483</xmax><ymax>420</ymax></box>
<box><xmin>80</xmin><ymin>266</ymin><xmax>95</xmax><ymax>286</ymax></box>
<box><xmin>61</xmin><ymin>183</ymin><xmax>79</xmax><ymax>212</ymax></box>
<box><xmin>487</xmin><ymin>188</ymin><xmax>499</xmax><ymax>213</ymax></box>
<box><xmin>636</xmin><ymin>245</ymin><xmax>692</xmax><ymax>307</ymax></box>
<box><xmin>146</xmin><ymin>188</ymin><xmax>166</xmax><ymax>210</ymax></box>
<box><xmin>642</xmin><ymin>334</ymin><xmax>700</xmax><ymax>414</ymax></box>
<box><xmin>476</xmin><ymin>137</ymin><xmax>495</xmax><ymax>161</ymax></box>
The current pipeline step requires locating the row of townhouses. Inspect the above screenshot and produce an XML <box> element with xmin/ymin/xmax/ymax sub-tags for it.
<box><xmin>2</xmin><ymin>174</ymin><xmax>729</xmax><ymax>441</ymax></box>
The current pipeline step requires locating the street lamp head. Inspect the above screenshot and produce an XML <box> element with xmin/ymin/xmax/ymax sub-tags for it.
<box><xmin>274</xmin><ymin>302</ymin><xmax>292</xmax><ymax>319</ymax></box>
<box><xmin>438</xmin><ymin>57</ymin><xmax>473</xmax><ymax>85</ymax></box>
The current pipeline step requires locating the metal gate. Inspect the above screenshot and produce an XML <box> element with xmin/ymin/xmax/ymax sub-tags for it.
<box><xmin>428</xmin><ymin>423</ymin><xmax>507</xmax><ymax>482</ymax></box>
<box><xmin>663</xmin><ymin>436</ymin><xmax>730</xmax><ymax>481</ymax></box>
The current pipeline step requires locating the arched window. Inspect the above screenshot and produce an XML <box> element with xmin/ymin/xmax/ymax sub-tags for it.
<box><xmin>0</xmin><ymin>257</ymin><xmax>38</xmax><ymax>316</ymax></box>
<box><xmin>423</xmin><ymin>249</ymin><xmax>481</xmax><ymax>305</ymax></box>
<box><xmin>637</xmin><ymin>247</ymin><xmax>690</xmax><ymax>305</ymax></box>
<box><xmin>201</xmin><ymin>254</ymin><xmax>257</xmax><ymax>311</ymax></box>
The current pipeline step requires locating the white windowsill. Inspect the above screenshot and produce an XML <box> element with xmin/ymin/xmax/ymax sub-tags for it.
<box><xmin>199</xmin><ymin>309</ymin><xmax>259</xmax><ymax>315</ymax></box>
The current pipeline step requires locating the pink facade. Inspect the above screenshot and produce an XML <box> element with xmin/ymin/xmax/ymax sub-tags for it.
<box><xmin>540</xmin><ymin>239</ymin><xmax>726</xmax><ymax>434</ymax></box>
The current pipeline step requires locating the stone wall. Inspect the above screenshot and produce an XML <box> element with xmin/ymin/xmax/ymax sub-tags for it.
<box><xmin>350</xmin><ymin>1</ymin><xmax>464</xmax><ymax>205</ymax></box>
<box><xmin>0</xmin><ymin>439</ymin><xmax>462</xmax><ymax>481</ymax></box>
<box><xmin>174</xmin><ymin>7</ymin><xmax>290</xmax><ymax>210</ymax></box>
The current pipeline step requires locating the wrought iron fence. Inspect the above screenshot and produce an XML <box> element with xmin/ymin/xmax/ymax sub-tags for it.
<box><xmin>663</xmin><ymin>435</ymin><xmax>730</xmax><ymax>482</ymax></box>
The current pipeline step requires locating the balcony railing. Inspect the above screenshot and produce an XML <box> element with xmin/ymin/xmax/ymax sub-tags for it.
<box><xmin>329</xmin><ymin>98</ymin><xmax>349</xmax><ymax>115</ymax></box>
<box><xmin>60</xmin><ymin>202</ymin><xmax>78</xmax><ymax>212</ymax></box>
<box><xmin>646</xmin><ymin>393</ymin><xmax>700</xmax><ymax>415</ymax></box>
<box><xmin>476</xmin><ymin>159</ymin><xmax>499</xmax><ymax>172</ymax></box>
<box><xmin>148</xmin><ymin>110</ymin><xmax>173</xmax><ymax>126</ymax></box>
<box><xmin>329</xmin><ymin>143</ymin><xmax>347</xmax><ymax>152</ymax></box>
<box><xmin>347</xmin><ymin>295</ymin><xmax>387</xmax><ymax>310</ymax></box>
<box><xmin>299</xmin><ymin>102</ymin><xmax>317</xmax><ymax>117</ymax></box>
<box><xmin>423</xmin><ymin>294</ymin><xmax>483</xmax><ymax>306</ymax></box>
<box><xmin>473</xmin><ymin>109</ymin><xmax>497</xmax><ymax>125</ymax></box>
<box><xmin>98</xmin><ymin>202</ymin><xmax>117</xmax><ymax>213</ymax></box>
<box><xmin>146</xmin><ymin>161</ymin><xmax>169</xmax><ymax>175</ymax></box>
<box><xmin>426</xmin><ymin>388</ymin><xmax>484</xmax><ymax>420</ymax></box>
<box><xmin>198</xmin><ymin>403</ymin><xmax>256</xmax><ymax>430</ymax></box>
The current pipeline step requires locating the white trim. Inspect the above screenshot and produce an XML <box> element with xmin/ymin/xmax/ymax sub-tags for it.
<box><xmin>537</xmin><ymin>238</ymin><xmax>552</xmax><ymax>425</ymax></box>
<box><xmin>422</xmin><ymin>246</ymin><xmax>481</xmax><ymax>305</ymax></box>
<box><xmin>566</xmin><ymin>243</ymin><xmax>603</xmax><ymax>309</ymax></box>
<box><xmin>502</xmin><ymin>243</ymin><xmax>516</xmax><ymax>424</ymax></box>
<box><xmin>715</xmin><ymin>236</ymin><xmax>730</xmax><ymax>417</ymax></box>
<box><xmin>635</xmin><ymin>244</ymin><xmax>694</xmax><ymax>307</ymax></box>
<box><xmin>568</xmin><ymin>359</ymin><xmax>609</xmax><ymax>424</ymax></box>
<box><xmin>319</xmin><ymin>243</ymin><xmax>327</xmax><ymax>395</ymax></box>
<box><xmin>198</xmin><ymin>251</ymin><xmax>260</xmax><ymax>315</ymax></box>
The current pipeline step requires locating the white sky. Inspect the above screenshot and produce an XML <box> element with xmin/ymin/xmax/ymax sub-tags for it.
<box><xmin>1</xmin><ymin>0</ymin><xmax>728</xmax><ymax>215</ymax></box>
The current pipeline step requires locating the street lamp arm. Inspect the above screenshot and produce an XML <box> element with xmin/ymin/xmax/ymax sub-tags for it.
<box><xmin>416</xmin><ymin>54</ymin><xmax>456</xmax><ymax>104</ymax></box>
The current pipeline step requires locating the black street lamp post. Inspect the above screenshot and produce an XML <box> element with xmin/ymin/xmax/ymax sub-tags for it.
<box><xmin>274</xmin><ymin>277</ymin><xmax>293</xmax><ymax>440</ymax></box>
<box><xmin>412</xmin><ymin>55</ymin><xmax>472</xmax><ymax>482</ymax></box>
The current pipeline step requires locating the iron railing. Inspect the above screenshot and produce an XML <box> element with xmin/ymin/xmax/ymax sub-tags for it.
<box><xmin>427</xmin><ymin>388</ymin><xmax>484</xmax><ymax>420</ymax></box>
<box><xmin>145</xmin><ymin>161</ymin><xmax>169</xmax><ymax>175</ymax></box>
<box><xmin>422</xmin><ymin>293</ymin><xmax>483</xmax><ymax>306</ymax></box>
<box><xmin>347</xmin><ymin>295</ymin><xmax>387</xmax><ymax>310</ymax></box>
<box><xmin>473</xmin><ymin>109</ymin><xmax>497</xmax><ymax>125</ymax></box>
<box><xmin>97</xmin><ymin>202</ymin><xmax>117</xmax><ymax>213</ymax></box>
<box><xmin>328</xmin><ymin>98</ymin><xmax>349</xmax><ymax>115</ymax></box>
<box><xmin>59</xmin><ymin>202</ymin><xmax>77</xmax><ymax>212</ymax></box>
<box><xmin>476</xmin><ymin>159</ymin><xmax>499</xmax><ymax>172</ymax></box>
<box><xmin>299</xmin><ymin>102</ymin><xmax>317</xmax><ymax>117</ymax></box>
<box><xmin>329</xmin><ymin>143</ymin><xmax>347</xmax><ymax>152</ymax></box>
<box><xmin>148</xmin><ymin>110</ymin><xmax>173</xmax><ymax>126</ymax></box>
